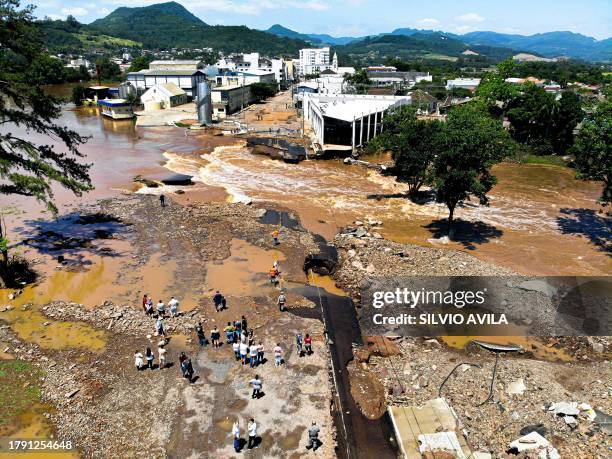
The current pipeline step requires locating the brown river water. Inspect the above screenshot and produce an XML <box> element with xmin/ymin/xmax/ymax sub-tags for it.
<box><xmin>0</xmin><ymin>102</ymin><xmax>609</xmax><ymax>449</ymax></box>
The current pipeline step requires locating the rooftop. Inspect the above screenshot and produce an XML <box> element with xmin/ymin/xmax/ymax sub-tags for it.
<box><xmin>128</xmin><ymin>69</ymin><xmax>205</xmax><ymax>76</ymax></box>
<box><xmin>307</xmin><ymin>94</ymin><xmax>411</xmax><ymax>122</ymax></box>
<box><xmin>211</xmin><ymin>84</ymin><xmax>251</xmax><ymax>91</ymax></box>
<box><xmin>149</xmin><ymin>60</ymin><xmax>201</xmax><ymax>65</ymax></box>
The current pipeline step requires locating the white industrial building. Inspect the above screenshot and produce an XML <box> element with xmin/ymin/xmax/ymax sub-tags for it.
<box><xmin>303</xmin><ymin>93</ymin><xmax>412</xmax><ymax>152</ymax></box>
<box><xmin>148</xmin><ymin>60</ymin><xmax>202</xmax><ymax>71</ymax></box>
<box><xmin>298</xmin><ymin>47</ymin><xmax>331</xmax><ymax>76</ymax></box>
<box><xmin>126</xmin><ymin>69</ymin><xmax>206</xmax><ymax>97</ymax></box>
<box><xmin>140</xmin><ymin>83</ymin><xmax>188</xmax><ymax>110</ymax></box>
<box><xmin>445</xmin><ymin>78</ymin><xmax>482</xmax><ymax>91</ymax></box>
<box><xmin>210</xmin><ymin>85</ymin><xmax>253</xmax><ymax>120</ymax></box>
<box><xmin>215</xmin><ymin>53</ymin><xmax>287</xmax><ymax>83</ymax></box>
<box><xmin>213</xmin><ymin>70</ymin><xmax>276</xmax><ymax>87</ymax></box>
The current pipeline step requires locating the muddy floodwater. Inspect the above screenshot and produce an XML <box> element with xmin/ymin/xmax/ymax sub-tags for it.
<box><xmin>3</xmin><ymin>105</ymin><xmax>609</xmax><ymax>277</ymax></box>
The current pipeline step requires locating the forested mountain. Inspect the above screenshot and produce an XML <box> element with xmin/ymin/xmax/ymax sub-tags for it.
<box><xmin>87</xmin><ymin>2</ymin><xmax>307</xmax><ymax>55</ymax></box>
<box><xmin>338</xmin><ymin>33</ymin><xmax>516</xmax><ymax>66</ymax></box>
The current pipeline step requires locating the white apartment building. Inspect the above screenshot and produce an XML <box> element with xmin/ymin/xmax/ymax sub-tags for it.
<box><xmin>298</xmin><ymin>47</ymin><xmax>331</xmax><ymax>76</ymax></box>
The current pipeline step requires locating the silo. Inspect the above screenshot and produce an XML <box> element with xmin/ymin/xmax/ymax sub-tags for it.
<box><xmin>196</xmin><ymin>82</ymin><xmax>212</xmax><ymax>125</ymax></box>
<box><xmin>118</xmin><ymin>82</ymin><xmax>136</xmax><ymax>99</ymax></box>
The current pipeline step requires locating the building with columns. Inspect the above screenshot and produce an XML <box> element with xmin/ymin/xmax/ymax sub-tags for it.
<box><xmin>302</xmin><ymin>93</ymin><xmax>412</xmax><ymax>152</ymax></box>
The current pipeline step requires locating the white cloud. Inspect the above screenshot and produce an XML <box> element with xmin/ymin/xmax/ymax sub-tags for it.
<box><xmin>417</xmin><ymin>18</ymin><xmax>439</xmax><ymax>26</ymax></box>
<box><xmin>61</xmin><ymin>7</ymin><xmax>88</xmax><ymax>16</ymax></box>
<box><xmin>454</xmin><ymin>25</ymin><xmax>474</xmax><ymax>33</ymax></box>
<box><xmin>289</xmin><ymin>1</ymin><xmax>329</xmax><ymax>10</ymax></box>
<box><xmin>454</xmin><ymin>13</ymin><xmax>485</xmax><ymax>23</ymax></box>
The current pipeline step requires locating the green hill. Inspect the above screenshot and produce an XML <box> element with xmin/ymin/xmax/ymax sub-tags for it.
<box><xmin>88</xmin><ymin>1</ymin><xmax>308</xmax><ymax>56</ymax></box>
<box><xmin>338</xmin><ymin>33</ymin><xmax>515</xmax><ymax>65</ymax></box>
<box><xmin>38</xmin><ymin>17</ymin><xmax>142</xmax><ymax>54</ymax></box>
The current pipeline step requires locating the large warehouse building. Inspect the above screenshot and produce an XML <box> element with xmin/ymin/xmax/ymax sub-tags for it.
<box><xmin>303</xmin><ymin>93</ymin><xmax>412</xmax><ymax>152</ymax></box>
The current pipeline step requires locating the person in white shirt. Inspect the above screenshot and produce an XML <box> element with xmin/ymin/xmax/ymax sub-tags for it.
<box><xmin>156</xmin><ymin>300</ymin><xmax>165</xmax><ymax>317</ymax></box>
<box><xmin>158</xmin><ymin>341</ymin><xmax>167</xmax><ymax>369</ymax></box>
<box><xmin>232</xmin><ymin>341</ymin><xmax>240</xmax><ymax>360</ymax></box>
<box><xmin>249</xmin><ymin>343</ymin><xmax>258</xmax><ymax>367</ymax></box>
<box><xmin>273</xmin><ymin>343</ymin><xmax>283</xmax><ymax>366</ymax></box>
<box><xmin>239</xmin><ymin>341</ymin><xmax>249</xmax><ymax>365</ymax></box>
<box><xmin>247</xmin><ymin>418</ymin><xmax>258</xmax><ymax>449</ymax></box>
<box><xmin>249</xmin><ymin>375</ymin><xmax>263</xmax><ymax>399</ymax></box>
<box><xmin>168</xmin><ymin>296</ymin><xmax>179</xmax><ymax>317</ymax></box>
<box><xmin>232</xmin><ymin>421</ymin><xmax>241</xmax><ymax>453</ymax></box>
<box><xmin>134</xmin><ymin>350</ymin><xmax>144</xmax><ymax>370</ymax></box>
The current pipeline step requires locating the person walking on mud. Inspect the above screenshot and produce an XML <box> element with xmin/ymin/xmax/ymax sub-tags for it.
<box><xmin>158</xmin><ymin>341</ymin><xmax>167</xmax><ymax>369</ymax></box>
<box><xmin>240</xmin><ymin>340</ymin><xmax>249</xmax><ymax>365</ymax></box>
<box><xmin>249</xmin><ymin>374</ymin><xmax>263</xmax><ymax>399</ymax></box>
<box><xmin>168</xmin><ymin>296</ymin><xmax>179</xmax><ymax>317</ymax></box>
<box><xmin>156</xmin><ymin>317</ymin><xmax>165</xmax><ymax>337</ymax></box>
<box><xmin>156</xmin><ymin>299</ymin><xmax>165</xmax><ymax>317</ymax></box>
<box><xmin>213</xmin><ymin>291</ymin><xmax>225</xmax><ymax>312</ymax></box>
<box><xmin>134</xmin><ymin>350</ymin><xmax>144</xmax><ymax>370</ymax></box>
<box><xmin>249</xmin><ymin>342</ymin><xmax>258</xmax><ymax>368</ymax></box>
<box><xmin>142</xmin><ymin>294</ymin><xmax>149</xmax><ymax>313</ymax></box>
<box><xmin>195</xmin><ymin>322</ymin><xmax>207</xmax><ymax>346</ymax></box>
<box><xmin>304</xmin><ymin>334</ymin><xmax>313</xmax><ymax>355</ymax></box>
<box><xmin>306</xmin><ymin>422</ymin><xmax>321</xmax><ymax>451</ymax></box>
<box><xmin>143</xmin><ymin>295</ymin><xmax>153</xmax><ymax>315</ymax></box>
<box><xmin>210</xmin><ymin>326</ymin><xmax>221</xmax><ymax>348</ymax></box>
<box><xmin>296</xmin><ymin>332</ymin><xmax>303</xmax><ymax>357</ymax></box>
<box><xmin>224</xmin><ymin>322</ymin><xmax>235</xmax><ymax>344</ymax></box>
<box><xmin>271</xmin><ymin>228</ymin><xmax>280</xmax><ymax>245</ymax></box>
<box><xmin>159</xmin><ymin>194</ymin><xmax>166</xmax><ymax>207</ymax></box>
<box><xmin>247</xmin><ymin>418</ymin><xmax>258</xmax><ymax>449</ymax></box>
<box><xmin>274</xmin><ymin>343</ymin><xmax>283</xmax><ymax>366</ymax></box>
<box><xmin>145</xmin><ymin>347</ymin><xmax>155</xmax><ymax>369</ymax></box>
<box><xmin>277</xmin><ymin>291</ymin><xmax>287</xmax><ymax>312</ymax></box>
<box><xmin>232</xmin><ymin>421</ymin><xmax>241</xmax><ymax>453</ymax></box>
<box><xmin>232</xmin><ymin>340</ymin><xmax>240</xmax><ymax>360</ymax></box>
<box><xmin>257</xmin><ymin>341</ymin><xmax>265</xmax><ymax>365</ymax></box>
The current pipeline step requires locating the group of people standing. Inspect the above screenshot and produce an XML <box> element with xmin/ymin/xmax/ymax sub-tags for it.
<box><xmin>134</xmin><ymin>339</ymin><xmax>167</xmax><ymax>371</ymax></box>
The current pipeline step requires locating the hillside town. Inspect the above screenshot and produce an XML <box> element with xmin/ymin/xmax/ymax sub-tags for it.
<box><xmin>1</xmin><ymin>1</ymin><xmax>611</xmax><ymax>459</ymax></box>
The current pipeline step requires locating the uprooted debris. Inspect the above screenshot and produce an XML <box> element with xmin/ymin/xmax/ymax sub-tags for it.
<box><xmin>507</xmin><ymin>431</ymin><xmax>560</xmax><ymax>458</ymax></box>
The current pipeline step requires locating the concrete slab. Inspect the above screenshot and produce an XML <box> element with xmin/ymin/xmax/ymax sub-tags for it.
<box><xmin>389</xmin><ymin>398</ymin><xmax>473</xmax><ymax>459</ymax></box>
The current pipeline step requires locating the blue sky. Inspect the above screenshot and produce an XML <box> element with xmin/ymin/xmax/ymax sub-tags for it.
<box><xmin>31</xmin><ymin>0</ymin><xmax>611</xmax><ymax>39</ymax></box>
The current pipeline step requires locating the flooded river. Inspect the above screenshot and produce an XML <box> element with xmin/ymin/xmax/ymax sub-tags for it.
<box><xmin>2</xmin><ymin>104</ymin><xmax>609</xmax><ymax>307</ymax></box>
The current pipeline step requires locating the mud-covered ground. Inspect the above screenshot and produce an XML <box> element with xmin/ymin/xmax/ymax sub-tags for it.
<box><xmin>330</xmin><ymin>222</ymin><xmax>612</xmax><ymax>458</ymax></box>
<box><xmin>1</xmin><ymin>195</ymin><xmax>335</xmax><ymax>458</ymax></box>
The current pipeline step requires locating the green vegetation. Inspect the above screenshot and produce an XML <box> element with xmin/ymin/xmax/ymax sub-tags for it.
<box><xmin>0</xmin><ymin>0</ymin><xmax>93</xmax><ymax>287</ymax></box>
<box><xmin>0</xmin><ymin>360</ymin><xmax>42</xmax><ymax>429</ymax></box>
<box><xmin>128</xmin><ymin>55</ymin><xmax>153</xmax><ymax>73</ymax></box>
<box><xmin>94</xmin><ymin>57</ymin><xmax>122</xmax><ymax>81</ymax></box>
<box><xmin>339</xmin><ymin>33</ymin><xmax>515</xmax><ymax>67</ymax></box>
<box><xmin>368</xmin><ymin>106</ymin><xmax>440</xmax><ymax>197</ymax></box>
<box><xmin>37</xmin><ymin>16</ymin><xmax>141</xmax><ymax>54</ymax></box>
<box><xmin>88</xmin><ymin>1</ymin><xmax>307</xmax><ymax>56</ymax></box>
<box><xmin>518</xmin><ymin>154</ymin><xmax>569</xmax><ymax>167</ymax></box>
<box><xmin>572</xmin><ymin>100</ymin><xmax>612</xmax><ymax>205</ymax></box>
<box><xmin>71</xmin><ymin>84</ymin><xmax>86</xmax><ymax>106</ymax></box>
<box><xmin>370</xmin><ymin>104</ymin><xmax>514</xmax><ymax>224</ymax></box>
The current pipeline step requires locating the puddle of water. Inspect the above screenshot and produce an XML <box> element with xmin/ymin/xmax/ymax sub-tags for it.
<box><xmin>308</xmin><ymin>271</ymin><xmax>347</xmax><ymax>297</ymax></box>
<box><xmin>0</xmin><ymin>403</ymin><xmax>79</xmax><ymax>459</ymax></box>
<box><xmin>0</xmin><ymin>289</ymin><xmax>106</xmax><ymax>352</ymax></box>
<box><xmin>442</xmin><ymin>336</ymin><xmax>574</xmax><ymax>362</ymax></box>
<box><xmin>205</xmin><ymin>239</ymin><xmax>286</xmax><ymax>296</ymax></box>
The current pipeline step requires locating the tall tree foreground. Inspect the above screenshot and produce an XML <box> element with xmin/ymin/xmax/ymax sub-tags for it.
<box><xmin>0</xmin><ymin>0</ymin><xmax>93</xmax><ymax>286</ymax></box>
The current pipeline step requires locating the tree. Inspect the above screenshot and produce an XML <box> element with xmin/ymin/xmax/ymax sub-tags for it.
<box><xmin>71</xmin><ymin>84</ymin><xmax>86</xmax><ymax>106</ymax></box>
<box><xmin>572</xmin><ymin>101</ymin><xmax>611</xmax><ymax>206</ymax></box>
<box><xmin>433</xmin><ymin>104</ymin><xmax>514</xmax><ymax>224</ymax></box>
<box><xmin>552</xmin><ymin>91</ymin><xmax>583</xmax><ymax>153</ymax></box>
<box><xmin>506</xmin><ymin>83</ymin><xmax>558</xmax><ymax>154</ymax></box>
<box><xmin>369</xmin><ymin>105</ymin><xmax>441</xmax><ymax>197</ymax></box>
<box><xmin>128</xmin><ymin>55</ymin><xmax>152</xmax><ymax>73</ymax></box>
<box><xmin>95</xmin><ymin>57</ymin><xmax>122</xmax><ymax>81</ymax></box>
<box><xmin>0</xmin><ymin>0</ymin><xmax>92</xmax><ymax>286</ymax></box>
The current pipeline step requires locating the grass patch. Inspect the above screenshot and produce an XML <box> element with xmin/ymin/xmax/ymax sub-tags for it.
<box><xmin>75</xmin><ymin>32</ymin><xmax>141</xmax><ymax>48</ymax></box>
<box><xmin>518</xmin><ymin>154</ymin><xmax>570</xmax><ymax>167</ymax></box>
<box><xmin>0</xmin><ymin>361</ymin><xmax>43</xmax><ymax>429</ymax></box>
